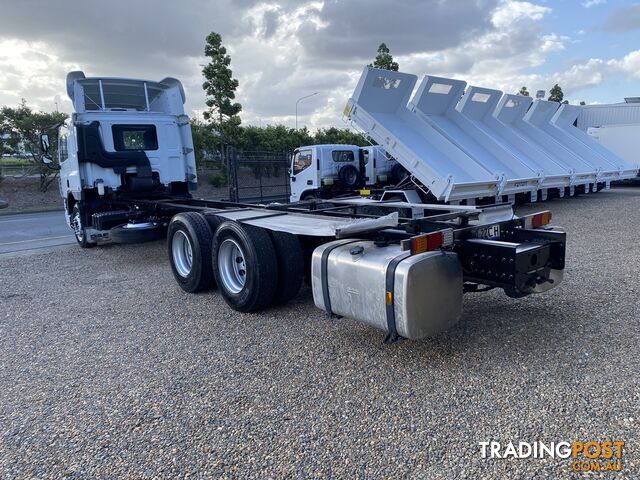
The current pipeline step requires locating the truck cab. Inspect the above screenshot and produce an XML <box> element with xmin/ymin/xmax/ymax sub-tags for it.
<box><xmin>53</xmin><ymin>71</ymin><xmax>198</xmax><ymax>246</ymax></box>
<box><xmin>289</xmin><ymin>144</ymin><xmax>404</xmax><ymax>202</ymax></box>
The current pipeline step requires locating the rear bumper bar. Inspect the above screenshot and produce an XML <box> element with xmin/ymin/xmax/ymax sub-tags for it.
<box><xmin>454</xmin><ymin>227</ymin><xmax>566</xmax><ymax>294</ymax></box>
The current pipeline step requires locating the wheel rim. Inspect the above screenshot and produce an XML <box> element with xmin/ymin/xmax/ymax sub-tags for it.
<box><xmin>218</xmin><ymin>238</ymin><xmax>247</xmax><ymax>294</ymax></box>
<box><xmin>72</xmin><ymin>207</ymin><xmax>83</xmax><ymax>241</ymax></box>
<box><xmin>346</xmin><ymin>170</ymin><xmax>357</xmax><ymax>185</ymax></box>
<box><xmin>172</xmin><ymin>230</ymin><xmax>193</xmax><ymax>278</ymax></box>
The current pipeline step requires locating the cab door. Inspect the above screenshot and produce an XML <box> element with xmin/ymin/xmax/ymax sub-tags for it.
<box><xmin>58</xmin><ymin>124</ymin><xmax>81</xmax><ymax>198</ymax></box>
<box><xmin>289</xmin><ymin>148</ymin><xmax>317</xmax><ymax>201</ymax></box>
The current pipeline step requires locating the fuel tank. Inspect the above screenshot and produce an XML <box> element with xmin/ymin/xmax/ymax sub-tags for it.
<box><xmin>311</xmin><ymin>240</ymin><xmax>463</xmax><ymax>340</ymax></box>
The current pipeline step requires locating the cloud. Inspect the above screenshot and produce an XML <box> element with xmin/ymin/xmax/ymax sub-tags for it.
<box><xmin>0</xmin><ymin>0</ymin><xmax>639</xmax><ymax>129</ymax></box>
<box><xmin>295</xmin><ymin>0</ymin><xmax>499</xmax><ymax>64</ymax></box>
<box><xmin>602</xmin><ymin>4</ymin><xmax>640</xmax><ymax>32</ymax></box>
<box><xmin>582</xmin><ymin>0</ymin><xmax>606</xmax><ymax>8</ymax></box>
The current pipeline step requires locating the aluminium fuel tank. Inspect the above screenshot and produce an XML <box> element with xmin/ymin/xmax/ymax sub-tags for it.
<box><xmin>311</xmin><ymin>239</ymin><xmax>463</xmax><ymax>340</ymax></box>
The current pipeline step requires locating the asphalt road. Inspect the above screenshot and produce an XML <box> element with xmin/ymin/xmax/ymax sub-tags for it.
<box><xmin>0</xmin><ymin>210</ymin><xmax>74</xmax><ymax>257</ymax></box>
<box><xmin>0</xmin><ymin>187</ymin><xmax>639</xmax><ymax>478</ymax></box>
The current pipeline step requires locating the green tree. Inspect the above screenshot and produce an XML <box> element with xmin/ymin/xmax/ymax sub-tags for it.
<box><xmin>368</xmin><ymin>43</ymin><xmax>399</xmax><ymax>71</ymax></box>
<box><xmin>313</xmin><ymin>127</ymin><xmax>368</xmax><ymax>146</ymax></box>
<box><xmin>0</xmin><ymin>100</ymin><xmax>67</xmax><ymax>191</ymax></box>
<box><xmin>518</xmin><ymin>86</ymin><xmax>530</xmax><ymax>96</ymax></box>
<box><xmin>201</xmin><ymin>32</ymin><xmax>242</xmax><ymax>142</ymax></box>
<box><xmin>190</xmin><ymin>117</ymin><xmax>220</xmax><ymax>165</ymax></box>
<box><xmin>548</xmin><ymin>84</ymin><xmax>564</xmax><ymax>103</ymax></box>
<box><xmin>237</xmin><ymin>125</ymin><xmax>313</xmax><ymax>152</ymax></box>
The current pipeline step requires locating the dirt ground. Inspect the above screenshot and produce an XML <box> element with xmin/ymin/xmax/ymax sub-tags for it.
<box><xmin>0</xmin><ymin>177</ymin><xmax>63</xmax><ymax>215</ymax></box>
<box><xmin>0</xmin><ymin>174</ymin><xmax>226</xmax><ymax>216</ymax></box>
<box><xmin>0</xmin><ymin>170</ymin><xmax>288</xmax><ymax>215</ymax></box>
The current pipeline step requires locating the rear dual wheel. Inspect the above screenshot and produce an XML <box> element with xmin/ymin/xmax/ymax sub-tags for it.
<box><xmin>167</xmin><ymin>212</ymin><xmax>215</xmax><ymax>293</ymax></box>
<box><xmin>168</xmin><ymin>214</ymin><xmax>304</xmax><ymax>311</ymax></box>
<box><xmin>212</xmin><ymin>221</ymin><xmax>279</xmax><ymax>312</ymax></box>
<box><xmin>212</xmin><ymin>221</ymin><xmax>304</xmax><ymax>312</ymax></box>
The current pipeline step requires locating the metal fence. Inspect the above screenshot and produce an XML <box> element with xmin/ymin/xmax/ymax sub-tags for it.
<box><xmin>0</xmin><ymin>164</ymin><xmax>39</xmax><ymax>177</ymax></box>
<box><xmin>226</xmin><ymin>147</ymin><xmax>291</xmax><ymax>203</ymax></box>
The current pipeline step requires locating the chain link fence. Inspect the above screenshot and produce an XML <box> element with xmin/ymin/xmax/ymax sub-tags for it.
<box><xmin>224</xmin><ymin>147</ymin><xmax>291</xmax><ymax>203</ymax></box>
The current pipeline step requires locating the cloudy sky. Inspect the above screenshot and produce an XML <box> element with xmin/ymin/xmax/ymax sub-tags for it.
<box><xmin>0</xmin><ymin>0</ymin><xmax>639</xmax><ymax>129</ymax></box>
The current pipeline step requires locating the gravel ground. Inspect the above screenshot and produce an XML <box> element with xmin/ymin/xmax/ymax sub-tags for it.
<box><xmin>1</xmin><ymin>187</ymin><xmax>639</xmax><ymax>479</ymax></box>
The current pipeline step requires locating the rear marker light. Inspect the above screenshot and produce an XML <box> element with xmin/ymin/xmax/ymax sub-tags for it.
<box><xmin>526</xmin><ymin>211</ymin><xmax>552</xmax><ymax>229</ymax></box>
<box><xmin>401</xmin><ymin>229</ymin><xmax>453</xmax><ymax>254</ymax></box>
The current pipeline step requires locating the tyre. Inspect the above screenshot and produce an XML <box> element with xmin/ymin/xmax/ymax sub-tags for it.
<box><xmin>70</xmin><ymin>203</ymin><xmax>95</xmax><ymax>248</ymax></box>
<box><xmin>204</xmin><ymin>214</ymin><xmax>223</xmax><ymax>233</ymax></box>
<box><xmin>339</xmin><ymin>164</ymin><xmax>360</xmax><ymax>188</ymax></box>
<box><xmin>391</xmin><ymin>163</ymin><xmax>407</xmax><ymax>184</ymax></box>
<box><xmin>301</xmin><ymin>191</ymin><xmax>317</xmax><ymax>201</ymax></box>
<box><xmin>269</xmin><ymin>231</ymin><xmax>304</xmax><ymax>305</ymax></box>
<box><xmin>212</xmin><ymin>221</ymin><xmax>278</xmax><ymax>312</ymax></box>
<box><xmin>110</xmin><ymin>222</ymin><xmax>166</xmax><ymax>244</ymax></box>
<box><xmin>167</xmin><ymin>212</ymin><xmax>215</xmax><ymax>293</ymax></box>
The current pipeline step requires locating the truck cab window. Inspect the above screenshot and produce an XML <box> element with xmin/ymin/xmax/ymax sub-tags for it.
<box><xmin>331</xmin><ymin>150</ymin><xmax>355</xmax><ymax>162</ymax></box>
<box><xmin>293</xmin><ymin>150</ymin><xmax>312</xmax><ymax>174</ymax></box>
<box><xmin>59</xmin><ymin>134</ymin><xmax>68</xmax><ymax>163</ymax></box>
<box><xmin>112</xmin><ymin>124</ymin><xmax>158</xmax><ymax>151</ymax></box>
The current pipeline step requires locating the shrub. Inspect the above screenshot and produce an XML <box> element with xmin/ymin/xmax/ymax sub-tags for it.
<box><xmin>210</xmin><ymin>172</ymin><xmax>228</xmax><ymax>188</ymax></box>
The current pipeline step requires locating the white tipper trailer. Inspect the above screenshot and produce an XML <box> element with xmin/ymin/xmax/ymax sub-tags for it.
<box><xmin>343</xmin><ymin>68</ymin><xmax>638</xmax><ymax>204</ymax></box>
<box><xmin>41</xmin><ymin>70</ymin><xmax>566</xmax><ymax>343</ymax></box>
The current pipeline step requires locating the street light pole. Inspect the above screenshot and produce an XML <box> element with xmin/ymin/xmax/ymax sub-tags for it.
<box><xmin>295</xmin><ymin>92</ymin><xmax>319</xmax><ymax>130</ymax></box>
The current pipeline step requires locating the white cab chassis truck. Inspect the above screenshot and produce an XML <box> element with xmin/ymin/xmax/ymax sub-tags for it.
<box><xmin>44</xmin><ymin>71</ymin><xmax>567</xmax><ymax>343</ymax></box>
<box><xmin>289</xmin><ymin>144</ymin><xmax>406</xmax><ymax>202</ymax></box>
<box><xmin>587</xmin><ymin>125</ymin><xmax>640</xmax><ymax>172</ymax></box>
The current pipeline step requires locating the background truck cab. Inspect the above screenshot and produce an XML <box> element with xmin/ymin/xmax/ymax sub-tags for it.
<box><xmin>289</xmin><ymin>144</ymin><xmax>405</xmax><ymax>201</ymax></box>
<box><xmin>55</xmin><ymin>71</ymin><xmax>197</xmax><ymax>246</ymax></box>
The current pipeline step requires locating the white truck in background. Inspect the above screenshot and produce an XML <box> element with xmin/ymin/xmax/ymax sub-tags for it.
<box><xmin>289</xmin><ymin>144</ymin><xmax>406</xmax><ymax>202</ymax></box>
<box><xmin>577</xmin><ymin>100</ymin><xmax>640</xmax><ymax>173</ymax></box>
<box><xmin>587</xmin><ymin>125</ymin><xmax>640</xmax><ymax>171</ymax></box>
<box><xmin>37</xmin><ymin>70</ymin><xmax>567</xmax><ymax>344</ymax></box>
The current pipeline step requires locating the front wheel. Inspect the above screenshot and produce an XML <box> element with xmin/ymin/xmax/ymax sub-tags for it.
<box><xmin>70</xmin><ymin>203</ymin><xmax>94</xmax><ymax>248</ymax></box>
<box><xmin>212</xmin><ymin>221</ymin><xmax>278</xmax><ymax>312</ymax></box>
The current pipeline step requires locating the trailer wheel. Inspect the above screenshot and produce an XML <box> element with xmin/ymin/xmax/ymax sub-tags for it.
<box><xmin>71</xmin><ymin>203</ymin><xmax>95</xmax><ymax>248</ymax></box>
<box><xmin>110</xmin><ymin>222</ymin><xmax>166</xmax><ymax>244</ymax></box>
<box><xmin>212</xmin><ymin>221</ymin><xmax>278</xmax><ymax>312</ymax></box>
<box><xmin>167</xmin><ymin>212</ymin><xmax>215</xmax><ymax>293</ymax></box>
<box><xmin>269</xmin><ymin>231</ymin><xmax>304</xmax><ymax>305</ymax></box>
<box><xmin>339</xmin><ymin>165</ymin><xmax>360</xmax><ymax>188</ymax></box>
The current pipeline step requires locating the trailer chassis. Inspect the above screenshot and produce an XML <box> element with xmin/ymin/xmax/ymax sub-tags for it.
<box><xmin>87</xmin><ymin>194</ymin><xmax>565</xmax><ymax>298</ymax></box>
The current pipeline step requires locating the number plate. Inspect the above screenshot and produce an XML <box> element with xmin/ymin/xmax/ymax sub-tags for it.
<box><xmin>474</xmin><ymin>224</ymin><xmax>501</xmax><ymax>239</ymax></box>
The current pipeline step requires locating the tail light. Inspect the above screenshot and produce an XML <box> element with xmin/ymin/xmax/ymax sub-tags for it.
<box><xmin>524</xmin><ymin>211</ymin><xmax>552</xmax><ymax>229</ymax></box>
<box><xmin>401</xmin><ymin>229</ymin><xmax>454</xmax><ymax>254</ymax></box>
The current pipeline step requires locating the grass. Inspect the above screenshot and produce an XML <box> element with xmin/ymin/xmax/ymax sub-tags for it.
<box><xmin>0</xmin><ymin>157</ymin><xmax>32</xmax><ymax>166</ymax></box>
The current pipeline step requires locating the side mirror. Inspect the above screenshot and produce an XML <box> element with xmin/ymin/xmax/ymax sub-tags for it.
<box><xmin>40</xmin><ymin>133</ymin><xmax>50</xmax><ymax>154</ymax></box>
